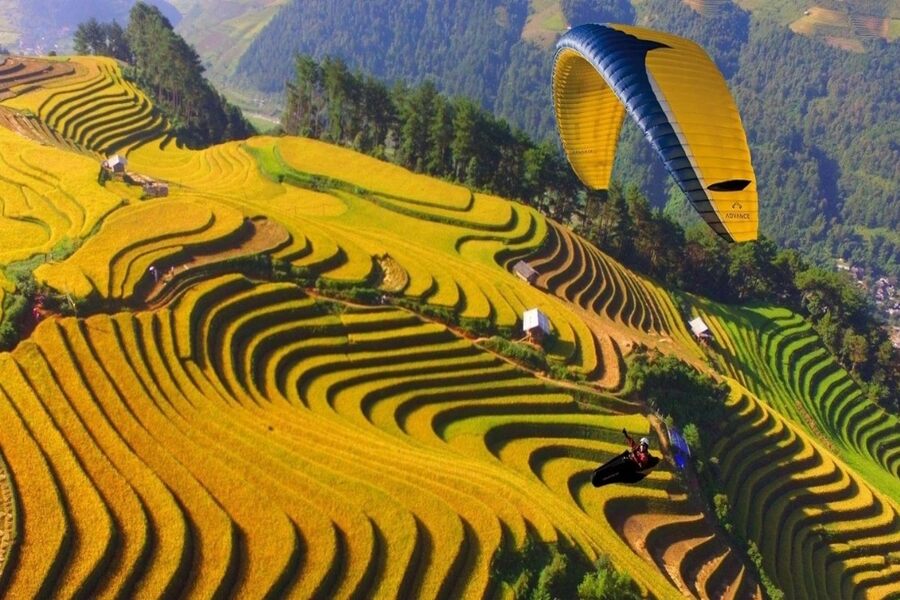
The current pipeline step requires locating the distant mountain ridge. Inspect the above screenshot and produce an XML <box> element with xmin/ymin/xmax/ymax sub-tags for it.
<box><xmin>1</xmin><ymin>0</ymin><xmax>180</xmax><ymax>52</ymax></box>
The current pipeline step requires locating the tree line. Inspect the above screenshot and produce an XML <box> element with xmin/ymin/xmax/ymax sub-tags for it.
<box><xmin>73</xmin><ymin>2</ymin><xmax>253</xmax><ymax>148</ymax></box>
<box><xmin>282</xmin><ymin>54</ymin><xmax>581</xmax><ymax>217</ymax></box>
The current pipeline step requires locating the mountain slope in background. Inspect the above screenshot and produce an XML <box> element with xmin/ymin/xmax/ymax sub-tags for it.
<box><xmin>163</xmin><ymin>0</ymin><xmax>290</xmax><ymax>84</ymax></box>
<box><xmin>238</xmin><ymin>0</ymin><xmax>531</xmax><ymax>111</ymax></box>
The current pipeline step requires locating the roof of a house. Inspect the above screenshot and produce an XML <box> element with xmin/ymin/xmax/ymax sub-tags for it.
<box><xmin>689</xmin><ymin>317</ymin><xmax>710</xmax><ymax>336</ymax></box>
<box><xmin>523</xmin><ymin>308</ymin><xmax>551</xmax><ymax>333</ymax></box>
<box><xmin>513</xmin><ymin>260</ymin><xmax>538</xmax><ymax>278</ymax></box>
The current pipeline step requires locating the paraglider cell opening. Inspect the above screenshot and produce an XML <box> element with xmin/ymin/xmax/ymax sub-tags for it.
<box><xmin>707</xmin><ymin>179</ymin><xmax>751</xmax><ymax>192</ymax></box>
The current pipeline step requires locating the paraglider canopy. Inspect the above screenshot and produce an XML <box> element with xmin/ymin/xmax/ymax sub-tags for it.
<box><xmin>552</xmin><ymin>23</ymin><xmax>758</xmax><ymax>243</ymax></box>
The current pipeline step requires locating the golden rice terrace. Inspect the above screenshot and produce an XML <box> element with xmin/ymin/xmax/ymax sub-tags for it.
<box><xmin>0</xmin><ymin>55</ymin><xmax>896</xmax><ymax>599</ymax></box>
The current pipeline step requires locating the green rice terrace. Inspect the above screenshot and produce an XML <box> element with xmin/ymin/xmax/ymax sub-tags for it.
<box><xmin>0</xmin><ymin>56</ymin><xmax>896</xmax><ymax>599</ymax></box>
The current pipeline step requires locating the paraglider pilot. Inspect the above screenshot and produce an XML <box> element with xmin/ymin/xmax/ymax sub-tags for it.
<box><xmin>623</xmin><ymin>429</ymin><xmax>652</xmax><ymax>470</ymax></box>
<box><xmin>591</xmin><ymin>428</ymin><xmax>658</xmax><ymax>487</ymax></box>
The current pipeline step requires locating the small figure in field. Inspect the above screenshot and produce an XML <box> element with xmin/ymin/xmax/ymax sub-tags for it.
<box><xmin>623</xmin><ymin>428</ymin><xmax>653</xmax><ymax>469</ymax></box>
<box><xmin>32</xmin><ymin>294</ymin><xmax>47</xmax><ymax>322</ymax></box>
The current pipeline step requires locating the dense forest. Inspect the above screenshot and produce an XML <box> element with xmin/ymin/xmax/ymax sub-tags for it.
<box><xmin>238</xmin><ymin>0</ymin><xmax>898</xmax><ymax>282</ymax></box>
<box><xmin>73</xmin><ymin>2</ymin><xmax>252</xmax><ymax>148</ymax></box>
<box><xmin>281</xmin><ymin>55</ymin><xmax>898</xmax><ymax>413</ymax></box>
<box><xmin>238</xmin><ymin>0</ymin><xmax>530</xmax><ymax>108</ymax></box>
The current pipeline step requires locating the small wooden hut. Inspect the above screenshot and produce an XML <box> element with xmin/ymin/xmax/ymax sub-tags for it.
<box><xmin>512</xmin><ymin>260</ymin><xmax>539</xmax><ymax>285</ymax></box>
<box><xmin>523</xmin><ymin>308</ymin><xmax>551</xmax><ymax>342</ymax></box>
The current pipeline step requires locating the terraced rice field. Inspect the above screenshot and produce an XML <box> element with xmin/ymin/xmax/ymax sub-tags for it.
<box><xmin>695</xmin><ymin>301</ymin><xmax>900</xmax><ymax>499</ymax></box>
<box><xmin>0</xmin><ymin>57</ymin><xmax>896</xmax><ymax>598</ymax></box>
<box><xmin>35</xmin><ymin>196</ymin><xmax>247</xmax><ymax>302</ymax></box>
<box><xmin>0</xmin><ymin>448</ymin><xmax>14</xmax><ymax>582</ymax></box>
<box><xmin>527</xmin><ymin>221</ymin><xmax>697</xmax><ymax>350</ymax></box>
<box><xmin>0</xmin><ymin>56</ymin><xmax>75</xmax><ymax>99</ymax></box>
<box><xmin>712</xmin><ymin>382</ymin><xmax>900</xmax><ymax>599</ymax></box>
<box><xmin>125</xmin><ymin>136</ymin><xmax>612</xmax><ymax>379</ymax></box>
<box><xmin>0</xmin><ymin>104</ymin><xmax>90</xmax><ymax>154</ymax></box>
<box><xmin>0</xmin><ymin>273</ymin><xmax>748</xmax><ymax>598</ymax></box>
<box><xmin>0</xmin><ymin>126</ymin><xmax>122</xmax><ymax>265</ymax></box>
<box><xmin>2</xmin><ymin>56</ymin><xmax>170</xmax><ymax>155</ymax></box>
<box><xmin>514</xmin><ymin>219</ymin><xmax>703</xmax><ymax>387</ymax></box>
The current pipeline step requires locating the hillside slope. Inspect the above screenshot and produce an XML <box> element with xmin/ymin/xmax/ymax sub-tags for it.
<box><xmin>0</xmin><ymin>56</ymin><xmax>897</xmax><ymax>598</ymax></box>
<box><xmin>166</xmin><ymin>0</ymin><xmax>291</xmax><ymax>83</ymax></box>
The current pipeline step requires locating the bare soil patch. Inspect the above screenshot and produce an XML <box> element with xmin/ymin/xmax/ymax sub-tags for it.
<box><xmin>521</xmin><ymin>0</ymin><xmax>567</xmax><ymax>49</ymax></box>
<box><xmin>824</xmin><ymin>36</ymin><xmax>866</xmax><ymax>52</ymax></box>
<box><xmin>145</xmin><ymin>215</ymin><xmax>290</xmax><ymax>305</ymax></box>
<box><xmin>683</xmin><ymin>0</ymin><xmax>731</xmax><ymax>16</ymax></box>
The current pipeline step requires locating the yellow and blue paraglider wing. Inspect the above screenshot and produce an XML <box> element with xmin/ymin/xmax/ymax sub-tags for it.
<box><xmin>552</xmin><ymin>23</ymin><xmax>758</xmax><ymax>242</ymax></box>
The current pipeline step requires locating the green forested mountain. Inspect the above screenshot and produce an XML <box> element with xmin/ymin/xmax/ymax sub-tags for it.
<box><xmin>238</xmin><ymin>0</ymin><xmax>530</xmax><ymax>108</ymax></box>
